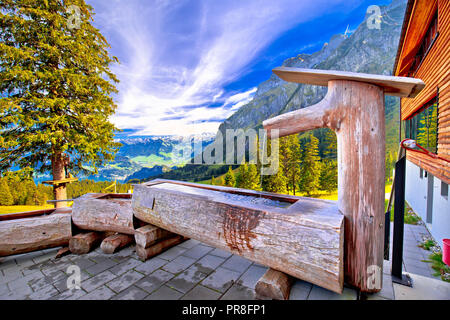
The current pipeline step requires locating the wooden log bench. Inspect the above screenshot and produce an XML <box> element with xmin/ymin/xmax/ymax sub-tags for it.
<box><xmin>0</xmin><ymin>208</ymin><xmax>72</xmax><ymax>257</ymax></box>
<box><xmin>72</xmin><ymin>193</ymin><xmax>135</xmax><ymax>235</ymax></box>
<box><xmin>132</xmin><ymin>179</ymin><xmax>344</xmax><ymax>293</ymax></box>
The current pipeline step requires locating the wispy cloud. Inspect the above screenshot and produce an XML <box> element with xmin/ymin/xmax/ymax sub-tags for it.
<box><xmin>89</xmin><ymin>0</ymin><xmax>357</xmax><ymax>136</ymax></box>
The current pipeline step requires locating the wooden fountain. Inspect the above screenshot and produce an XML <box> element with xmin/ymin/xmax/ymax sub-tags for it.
<box><xmin>263</xmin><ymin>67</ymin><xmax>424</xmax><ymax>292</ymax></box>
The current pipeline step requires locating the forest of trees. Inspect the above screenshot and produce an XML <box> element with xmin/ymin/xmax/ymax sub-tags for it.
<box><xmin>0</xmin><ymin>169</ymin><xmax>131</xmax><ymax>206</ymax></box>
<box><xmin>209</xmin><ymin>128</ymin><xmax>396</xmax><ymax>196</ymax></box>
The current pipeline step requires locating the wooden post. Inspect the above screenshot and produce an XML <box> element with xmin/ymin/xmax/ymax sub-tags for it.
<box><xmin>134</xmin><ymin>225</ymin><xmax>175</xmax><ymax>248</ymax></box>
<box><xmin>69</xmin><ymin>232</ymin><xmax>105</xmax><ymax>255</ymax></box>
<box><xmin>100</xmin><ymin>233</ymin><xmax>134</xmax><ymax>254</ymax></box>
<box><xmin>263</xmin><ymin>67</ymin><xmax>424</xmax><ymax>292</ymax></box>
<box><xmin>255</xmin><ymin>268</ymin><xmax>293</xmax><ymax>300</ymax></box>
<box><xmin>135</xmin><ymin>235</ymin><xmax>185</xmax><ymax>262</ymax></box>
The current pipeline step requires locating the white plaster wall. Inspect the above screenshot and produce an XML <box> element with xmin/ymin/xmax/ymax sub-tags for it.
<box><xmin>405</xmin><ymin>160</ymin><xmax>450</xmax><ymax>245</ymax></box>
<box><xmin>405</xmin><ymin>160</ymin><xmax>428</xmax><ymax>221</ymax></box>
<box><xmin>432</xmin><ymin>178</ymin><xmax>450</xmax><ymax>245</ymax></box>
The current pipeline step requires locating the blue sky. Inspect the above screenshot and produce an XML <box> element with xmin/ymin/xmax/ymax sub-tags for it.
<box><xmin>88</xmin><ymin>0</ymin><xmax>393</xmax><ymax>136</ymax></box>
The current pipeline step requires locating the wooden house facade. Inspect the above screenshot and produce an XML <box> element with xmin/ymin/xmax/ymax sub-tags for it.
<box><xmin>394</xmin><ymin>0</ymin><xmax>449</xmax><ymax>244</ymax></box>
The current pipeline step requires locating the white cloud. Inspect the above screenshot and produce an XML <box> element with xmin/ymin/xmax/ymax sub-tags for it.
<box><xmin>89</xmin><ymin>0</ymin><xmax>356</xmax><ymax>136</ymax></box>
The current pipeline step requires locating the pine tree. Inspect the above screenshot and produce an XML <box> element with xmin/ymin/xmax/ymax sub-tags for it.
<box><xmin>281</xmin><ymin>135</ymin><xmax>301</xmax><ymax>195</ymax></box>
<box><xmin>0</xmin><ymin>1</ymin><xmax>120</xmax><ymax>206</ymax></box>
<box><xmin>224</xmin><ymin>166</ymin><xmax>235</xmax><ymax>187</ymax></box>
<box><xmin>0</xmin><ymin>178</ymin><xmax>13</xmax><ymax>206</ymax></box>
<box><xmin>299</xmin><ymin>134</ymin><xmax>321</xmax><ymax>196</ymax></box>
<box><xmin>261</xmin><ymin>138</ymin><xmax>287</xmax><ymax>194</ymax></box>
<box><xmin>323</xmin><ymin>129</ymin><xmax>337</xmax><ymax>159</ymax></box>
<box><xmin>210</xmin><ymin>176</ymin><xmax>215</xmax><ymax>185</ymax></box>
<box><xmin>319</xmin><ymin>159</ymin><xmax>338</xmax><ymax>193</ymax></box>
<box><xmin>236</xmin><ymin>163</ymin><xmax>260</xmax><ymax>190</ymax></box>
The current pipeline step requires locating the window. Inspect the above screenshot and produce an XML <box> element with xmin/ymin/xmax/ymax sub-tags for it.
<box><xmin>442</xmin><ymin>181</ymin><xmax>449</xmax><ymax>199</ymax></box>
<box><xmin>420</xmin><ymin>168</ymin><xmax>424</xmax><ymax>179</ymax></box>
<box><xmin>404</xmin><ymin>98</ymin><xmax>438</xmax><ymax>153</ymax></box>
<box><xmin>408</xmin><ymin>11</ymin><xmax>439</xmax><ymax>76</ymax></box>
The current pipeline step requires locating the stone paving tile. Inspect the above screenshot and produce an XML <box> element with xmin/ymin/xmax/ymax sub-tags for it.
<box><xmin>202</xmin><ymin>267</ymin><xmax>242</xmax><ymax>293</ymax></box>
<box><xmin>289</xmin><ymin>280</ymin><xmax>313</xmax><ymax>300</ymax></box>
<box><xmin>0</xmin><ymin>289</ymin><xmax>31</xmax><ymax>300</ymax></box>
<box><xmin>109</xmin><ymin>258</ymin><xmax>142</xmax><ymax>276</ymax></box>
<box><xmin>195</xmin><ymin>254</ymin><xmax>226</xmax><ymax>275</ymax></box>
<box><xmin>157</xmin><ymin>246</ymin><xmax>187</xmax><ymax>261</ymax></box>
<box><xmin>162</xmin><ymin>255</ymin><xmax>197</xmax><ymax>274</ymax></box>
<box><xmin>80</xmin><ymin>285</ymin><xmax>116</xmax><ymax>300</ymax></box>
<box><xmin>0</xmin><ymin>283</ymin><xmax>10</xmax><ymax>295</ymax></box>
<box><xmin>82</xmin><ymin>270</ymin><xmax>117</xmax><ymax>292</ymax></box>
<box><xmin>52</xmin><ymin>288</ymin><xmax>87</xmax><ymax>300</ymax></box>
<box><xmin>135</xmin><ymin>269</ymin><xmax>174</xmax><ymax>294</ymax></box>
<box><xmin>166</xmin><ymin>265</ymin><xmax>209</xmax><ymax>294</ymax></box>
<box><xmin>307</xmin><ymin>286</ymin><xmax>357</xmax><ymax>300</ymax></box>
<box><xmin>6</xmin><ymin>279</ymin><xmax>33</xmax><ymax>296</ymax></box>
<box><xmin>221</xmin><ymin>255</ymin><xmax>252</xmax><ymax>273</ymax></box>
<box><xmin>111</xmin><ymin>285</ymin><xmax>149</xmax><ymax>300</ymax></box>
<box><xmin>84</xmin><ymin>258</ymin><xmax>117</xmax><ymax>276</ymax></box>
<box><xmin>32</xmin><ymin>251</ymin><xmax>57</xmax><ymax>265</ymax></box>
<box><xmin>29</xmin><ymin>284</ymin><xmax>59</xmax><ymax>300</ymax></box>
<box><xmin>134</xmin><ymin>257</ymin><xmax>167</xmax><ymax>275</ymax></box>
<box><xmin>404</xmin><ymin>265</ymin><xmax>434</xmax><ymax>278</ymax></box>
<box><xmin>106</xmin><ymin>270</ymin><xmax>144</xmax><ymax>293</ymax></box>
<box><xmin>178</xmin><ymin>239</ymin><xmax>200</xmax><ymax>250</ymax></box>
<box><xmin>28</xmin><ymin>270</ymin><xmax>66</xmax><ymax>292</ymax></box>
<box><xmin>69</xmin><ymin>257</ymin><xmax>96</xmax><ymax>270</ymax></box>
<box><xmin>145</xmin><ymin>285</ymin><xmax>184</xmax><ymax>300</ymax></box>
<box><xmin>236</xmin><ymin>265</ymin><xmax>267</xmax><ymax>289</ymax></box>
<box><xmin>182</xmin><ymin>244</ymin><xmax>214</xmax><ymax>260</ymax></box>
<box><xmin>209</xmin><ymin>248</ymin><xmax>233</xmax><ymax>259</ymax></box>
<box><xmin>221</xmin><ymin>284</ymin><xmax>255</xmax><ymax>300</ymax></box>
<box><xmin>181</xmin><ymin>285</ymin><xmax>222</xmax><ymax>300</ymax></box>
<box><xmin>365</xmin><ymin>274</ymin><xmax>394</xmax><ymax>300</ymax></box>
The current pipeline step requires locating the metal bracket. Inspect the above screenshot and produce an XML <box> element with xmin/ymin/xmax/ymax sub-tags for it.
<box><xmin>392</xmin><ymin>273</ymin><xmax>413</xmax><ymax>287</ymax></box>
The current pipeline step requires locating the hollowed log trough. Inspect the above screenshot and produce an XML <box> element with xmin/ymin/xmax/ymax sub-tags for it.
<box><xmin>132</xmin><ymin>179</ymin><xmax>344</xmax><ymax>293</ymax></box>
<box><xmin>72</xmin><ymin>193</ymin><xmax>136</xmax><ymax>235</ymax></box>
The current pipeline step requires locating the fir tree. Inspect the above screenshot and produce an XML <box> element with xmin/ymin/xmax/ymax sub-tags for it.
<box><xmin>224</xmin><ymin>166</ymin><xmax>235</xmax><ymax>187</ymax></box>
<box><xmin>0</xmin><ymin>1</ymin><xmax>120</xmax><ymax>206</ymax></box>
<box><xmin>299</xmin><ymin>134</ymin><xmax>321</xmax><ymax>196</ymax></box>
<box><xmin>0</xmin><ymin>178</ymin><xmax>13</xmax><ymax>206</ymax></box>
<box><xmin>236</xmin><ymin>163</ymin><xmax>260</xmax><ymax>190</ymax></box>
<box><xmin>323</xmin><ymin>129</ymin><xmax>337</xmax><ymax>159</ymax></box>
<box><xmin>261</xmin><ymin>138</ymin><xmax>287</xmax><ymax>194</ymax></box>
<box><xmin>281</xmin><ymin>135</ymin><xmax>301</xmax><ymax>195</ymax></box>
<box><xmin>319</xmin><ymin>159</ymin><xmax>338</xmax><ymax>193</ymax></box>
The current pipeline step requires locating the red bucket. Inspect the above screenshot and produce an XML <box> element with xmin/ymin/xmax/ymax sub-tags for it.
<box><xmin>443</xmin><ymin>239</ymin><xmax>450</xmax><ymax>266</ymax></box>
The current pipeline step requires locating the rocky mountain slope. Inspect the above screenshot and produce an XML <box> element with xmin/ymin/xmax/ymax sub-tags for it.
<box><xmin>217</xmin><ymin>0</ymin><xmax>406</xmax><ymax>155</ymax></box>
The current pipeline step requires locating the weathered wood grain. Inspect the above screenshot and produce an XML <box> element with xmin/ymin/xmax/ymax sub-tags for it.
<box><xmin>100</xmin><ymin>233</ymin><xmax>134</xmax><ymax>254</ymax></box>
<box><xmin>255</xmin><ymin>268</ymin><xmax>293</xmax><ymax>300</ymax></box>
<box><xmin>72</xmin><ymin>193</ymin><xmax>135</xmax><ymax>235</ymax></box>
<box><xmin>134</xmin><ymin>225</ymin><xmax>175</xmax><ymax>248</ymax></box>
<box><xmin>135</xmin><ymin>235</ymin><xmax>185</xmax><ymax>262</ymax></box>
<box><xmin>132</xmin><ymin>180</ymin><xmax>344</xmax><ymax>293</ymax></box>
<box><xmin>55</xmin><ymin>247</ymin><xmax>71</xmax><ymax>259</ymax></box>
<box><xmin>0</xmin><ymin>213</ymin><xmax>72</xmax><ymax>257</ymax></box>
<box><xmin>272</xmin><ymin>67</ymin><xmax>425</xmax><ymax>98</ymax></box>
<box><xmin>69</xmin><ymin>232</ymin><xmax>105</xmax><ymax>255</ymax></box>
<box><xmin>263</xmin><ymin>79</ymin><xmax>386</xmax><ymax>293</ymax></box>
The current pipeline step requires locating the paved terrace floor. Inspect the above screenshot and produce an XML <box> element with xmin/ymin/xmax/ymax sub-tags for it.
<box><xmin>1</xmin><ymin>223</ymin><xmax>449</xmax><ymax>300</ymax></box>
